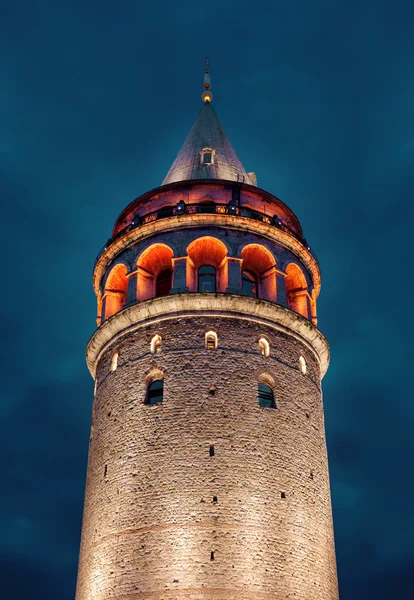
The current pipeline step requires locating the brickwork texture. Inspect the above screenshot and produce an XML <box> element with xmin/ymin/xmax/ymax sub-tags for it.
<box><xmin>76</xmin><ymin>316</ymin><xmax>338</xmax><ymax>600</ymax></box>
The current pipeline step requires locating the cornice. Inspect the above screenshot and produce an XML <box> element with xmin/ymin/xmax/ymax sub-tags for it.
<box><xmin>86</xmin><ymin>294</ymin><xmax>329</xmax><ymax>379</ymax></box>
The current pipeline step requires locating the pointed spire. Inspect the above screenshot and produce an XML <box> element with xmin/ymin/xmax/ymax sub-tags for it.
<box><xmin>202</xmin><ymin>56</ymin><xmax>213</xmax><ymax>103</ymax></box>
<box><xmin>162</xmin><ymin>59</ymin><xmax>256</xmax><ymax>187</ymax></box>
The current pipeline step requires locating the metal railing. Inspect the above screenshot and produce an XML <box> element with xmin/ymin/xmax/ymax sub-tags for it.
<box><xmin>94</xmin><ymin>202</ymin><xmax>318</xmax><ymax>268</ymax></box>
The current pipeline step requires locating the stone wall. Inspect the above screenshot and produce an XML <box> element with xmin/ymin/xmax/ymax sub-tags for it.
<box><xmin>76</xmin><ymin>315</ymin><xmax>338</xmax><ymax>600</ymax></box>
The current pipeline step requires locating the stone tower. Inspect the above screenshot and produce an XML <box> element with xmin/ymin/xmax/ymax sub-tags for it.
<box><xmin>76</xmin><ymin>63</ymin><xmax>339</xmax><ymax>600</ymax></box>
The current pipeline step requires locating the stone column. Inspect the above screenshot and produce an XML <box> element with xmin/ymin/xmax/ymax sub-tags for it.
<box><xmin>226</xmin><ymin>257</ymin><xmax>242</xmax><ymax>294</ymax></box>
<box><xmin>276</xmin><ymin>270</ymin><xmax>288</xmax><ymax>307</ymax></box>
<box><xmin>125</xmin><ymin>269</ymin><xmax>138</xmax><ymax>306</ymax></box>
<box><xmin>170</xmin><ymin>257</ymin><xmax>189</xmax><ymax>293</ymax></box>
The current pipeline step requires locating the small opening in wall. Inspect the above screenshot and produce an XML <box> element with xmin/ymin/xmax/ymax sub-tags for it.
<box><xmin>111</xmin><ymin>352</ymin><xmax>118</xmax><ymax>372</ymax></box>
<box><xmin>108</xmin><ymin>411</ymin><xmax>111</xmax><ymax>417</ymax></box>
<box><xmin>281</xmin><ymin>491</ymin><xmax>286</xmax><ymax>499</ymax></box>
<box><xmin>205</xmin><ymin>331</ymin><xmax>218</xmax><ymax>350</ymax></box>
<box><xmin>299</xmin><ymin>355</ymin><xmax>307</xmax><ymax>374</ymax></box>
<box><xmin>258</xmin><ymin>337</ymin><xmax>270</xmax><ymax>357</ymax></box>
<box><xmin>212</xmin><ymin>495</ymin><xmax>218</xmax><ymax>503</ymax></box>
<box><xmin>210</xmin><ymin>445</ymin><xmax>215</xmax><ymax>457</ymax></box>
<box><xmin>209</xmin><ymin>387</ymin><xmax>216</xmax><ymax>397</ymax></box>
<box><xmin>210</xmin><ymin>551</ymin><xmax>215</xmax><ymax>561</ymax></box>
<box><xmin>310</xmin><ymin>470</ymin><xmax>314</xmax><ymax>480</ymax></box>
<box><xmin>306</xmin><ymin>412</ymin><xmax>310</xmax><ymax>419</ymax></box>
<box><xmin>150</xmin><ymin>334</ymin><xmax>162</xmax><ymax>354</ymax></box>
<box><xmin>104</xmin><ymin>465</ymin><xmax>108</xmax><ymax>478</ymax></box>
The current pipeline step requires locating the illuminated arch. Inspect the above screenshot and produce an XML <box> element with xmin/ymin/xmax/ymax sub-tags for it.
<box><xmin>285</xmin><ymin>263</ymin><xmax>309</xmax><ymax>318</ymax></box>
<box><xmin>186</xmin><ymin>236</ymin><xmax>229</xmax><ymax>292</ymax></box>
<box><xmin>136</xmin><ymin>243</ymin><xmax>174</xmax><ymax>301</ymax></box>
<box><xmin>103</xmin><ymin>264</ymin><xmax>128</xmax><ymax>320</ymax></box>
<box><xmin>241</xmin><ymin>244</ymin><xmax>276</xmax><ymax>301</ymax></box>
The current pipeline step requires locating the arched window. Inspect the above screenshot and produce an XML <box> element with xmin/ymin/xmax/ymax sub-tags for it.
<box><xmin>242</xmin><ymin>271</ymin><xmax>257</xmax><ymax>297</ymax></box>
<box><xmin>104</xmin><ymin>264</ymin><xmax>128</xmax><ymax>320</ymax></box>
<box><xmin>258</xmin><ymin>337</ymin><xmax>270</xmax><ymax>357</ymax></box>
<box><xmin>205</xmin><ymin>331</ymin><xmax>218</xmax><ymax>350</ymax></box>
<box><xmin>241</xmin><ymin>244</ymin><xmax>276</xmax><ymax>301</ymax></box>
<box><xmin>201</xmin><ymin>147</ymin><xmax>214</xmax><ymax>165</ymax></box>
<box><xmin>198</xmin><ymin>265</ymin><xmax>216</xmax><ymax>292</ymax></box>
<box><xmin>146</xmin><ymin>380</ymin><xmax>164</xmax><ymax>405</ymax></box>
<box><xmin>150</xmin><ymin>334</ymin><xmax>162</xmax><ymax>354</ymax></box>
<box><xmin>299</xmin><ymin>355</ymin><xmax>307</xmax><ymax>374</ymax></box>
<box><xmin>258</xmin><ymin>383</ymin><xmax>275</xmax><ymax>409</ymax></box>
<box><xmin>136</xmin><ymin>244</ymin><xmax>174</xmax><ymax>302</ymax></box>
<box><xmin>285</xmin><ymin>263</ymin><xmax>309</xmax><ymax>318</ymax></box>
<box><xmin>156</xmin><ymin>269</ymin><xmax>172</xmax><ymax>297</ymax></box>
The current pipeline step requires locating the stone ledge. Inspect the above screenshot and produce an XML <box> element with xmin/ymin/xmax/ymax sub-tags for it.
<box><xmin>86</xmin><ymin>294</ymin><xmax>330</xmax><ymax>378</ymax></box>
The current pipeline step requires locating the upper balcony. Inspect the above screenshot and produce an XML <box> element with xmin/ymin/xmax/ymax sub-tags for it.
<box><xmin>95</xmin><ymin>180</ymin><xmax>318</xmax><ymax>269</ymax></box>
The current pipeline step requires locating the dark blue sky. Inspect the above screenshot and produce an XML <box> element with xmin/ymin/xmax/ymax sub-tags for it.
<box><xmin>1</xmin><ymin>1</ymin><xmax>413</xmax><ymax>597</ymax></box>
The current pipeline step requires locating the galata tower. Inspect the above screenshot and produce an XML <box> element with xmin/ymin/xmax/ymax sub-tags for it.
<box><xmin>76</xmin><ymin>61</ymin><xmax>339</xmax><ymax>600</ymax></box>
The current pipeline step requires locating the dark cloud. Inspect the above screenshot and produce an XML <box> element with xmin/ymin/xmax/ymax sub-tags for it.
<box><xmin>1</xmin><ymin>0</ymin><xmax>413</xmax><ymax>597</ymax></box>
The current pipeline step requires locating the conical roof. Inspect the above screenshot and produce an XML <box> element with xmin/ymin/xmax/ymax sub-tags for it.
<box><xmin>162</xmin><ymin>102</ymin><xmax>256</xmax><ymax>186</ymax></box>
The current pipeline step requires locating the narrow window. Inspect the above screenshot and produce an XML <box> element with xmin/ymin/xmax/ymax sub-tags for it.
<box><xmin>212</xmin><ymin>496</ymin><xmax>218</xmax><ymax>503</ymax></box>
<box><xmin>146</xmin><ymin>380</ymin><xmax>164</xmax><ymax>405</ymax></box>
<box><xmin>209</xmin><ymin>445</ymin><xmax>215</xmax><ymax>456</ymax></box>
<box><xmin>281</xmin><ymin>491</ymin><xmax>286</xmax><ymax>499</ymax></box>
<box><xmin>258</xmin><ymin>383</ymin><xmax>276</xmax><ymax>409</ymax></box>
<box><xmin>205</xmin><ymin>331</ymin><xmax>218</xmax><ymax>350</ymax></box>
<box><xmin>156</xmin><ymin>269</ymin><xmax>172</xmax><ymax>297</ymax></box>
<box><xmin>201</xmin><ymin>147</ymin><xmax>214</xmax><ymax>165</ymax></box>
<box><xmin>111</xmin><ymin>352</ymin><xmax>118</xmax><ymax>372</ymax></box>
<box><xmin>210</xmin><ymin>551</ymin><xmax>215</xmax><ymax>561</ymax></box>
<box><xmin>150</xmin><ymin>334</ymin><xmax>162</xmax><ymax>354</ymax></box>
<box><xmin>242</xmin><ymin>270</ymin><xmax>257</xmax><ymax>297</ymax></box>
<box><xmin>198</xmin><ymin>265</ymin><xmax>216</xmax><ymax>292</ymax></box>
<box><xmin>258</xmin><ymin>337</ymin><xmax>270</xmax><ymax>357</ymax></box>
<box><xmin>299</xmin><ymin>356</ymin><xmax>307</xmax><ymax>374</ymax></box>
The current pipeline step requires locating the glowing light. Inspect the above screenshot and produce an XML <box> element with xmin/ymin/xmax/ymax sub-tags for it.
<box><xmin>258</xmin><ymin>337</ymin><xmax>270</xmax><ymax>357</ymax></box>
<box><xmin>205</xmin><ymin>331</ymin><xmax>218</xmax><ymax>349</ymax></box>
<box><xmin>111</xmin><ymin>352</ymin><xmax>118</xmax><ymax>372</ymax></box>
<box><xmin>299</xmin><ymin>355</ymin><xmax>307</xmax><ymax>374</ymax></box>
<box><xmin>150</xmin><ymin>334</ymin><xmax>162</xmax><ymax>354</ymax></box>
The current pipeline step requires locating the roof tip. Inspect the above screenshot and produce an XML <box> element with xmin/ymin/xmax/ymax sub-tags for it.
<box><xmin>202</xmin><ymin>56</ymin><xmax>213</xmax><ymax>104</ymax></box>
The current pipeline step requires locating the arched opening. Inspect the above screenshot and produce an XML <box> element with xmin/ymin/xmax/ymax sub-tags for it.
<box><xmin>258</xmin><ymin>337</ymin><xmax>270</xmax><ymax>357</ymax></box>
<box><xmin>111</xmin><ymin>352</ymin><xmax>119</xmax><ymax>372</ymax></box>
<box><xmin>205</xmin><ymin>331</ymin><xmax>218</xmax><ymax>350</ymax></box>
<box><xmin>137</xmin><ymin>244</ymin><xmax>174</xmax><ymax>301</ymax></box>
<box><xmin>241</xmin><ymin>244</ymin><xmax>276</xmax><ymax>301</ymax></box>
<box><xmin>258</xmin><ymin>373</ymin><xmax>276</xmax><ymax>409</ymax></box>
<box><xmin>146</xmin><ymin>380</ymin><xmax>164</xmax><ymax>405</ymax></box>
<box><xmin>150</xmin><ymin>334</ymin><xmax>162</xmax><ymax>354</ymax></box>
<box><xmin>242</xmin><ymin>270</ymin><xmax>257</xmax><ymax>297</ymax></box>
<box><xmin>186</xmin><ymin>237</ymin><xmax>228</xmax><ymax>292</ymax></box>
<box><xmin>199</xmin><ymin>265</ymin><xmax>216</xmax><ymax>292</ymax></box>
<box><xmin>103</xmin><ymin>264</ymin><xmax>128</xmax><ymax>320</ymax></box>
<box><xmin>285</xmin><ymin>263</ymin><xmax>309</xmax><ymax>319</ymax></box>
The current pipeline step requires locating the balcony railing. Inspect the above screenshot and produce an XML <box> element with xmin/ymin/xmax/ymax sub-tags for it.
<box><xmin>94</xmin><ymin>202</ymin><xmax>318</xmax><ymax>268</ymax></box>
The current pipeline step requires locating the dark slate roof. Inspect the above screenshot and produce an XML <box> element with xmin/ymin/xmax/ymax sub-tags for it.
<box><xmin>162</xmin><ymin>103</ymin><xmax>256</xmax><ymax>186</ymax></box>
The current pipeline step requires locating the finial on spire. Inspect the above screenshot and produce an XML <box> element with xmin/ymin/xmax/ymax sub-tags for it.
<box><xmin>202</xmin><ymin>56</ymin><xmax>213</xmax><ymax>103</ymax></box>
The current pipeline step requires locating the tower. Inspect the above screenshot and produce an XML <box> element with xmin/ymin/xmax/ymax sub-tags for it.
<box><xmin>76</xmin><ymin>63</ymin><xmax>339</xmax><ymax>599</ymax></box>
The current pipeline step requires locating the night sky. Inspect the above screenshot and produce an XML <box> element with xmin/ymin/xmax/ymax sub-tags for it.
<box><xmin>1</xmin><ymin>1</ymin><xmax>413</xmax><ymax>598</ymax></box>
